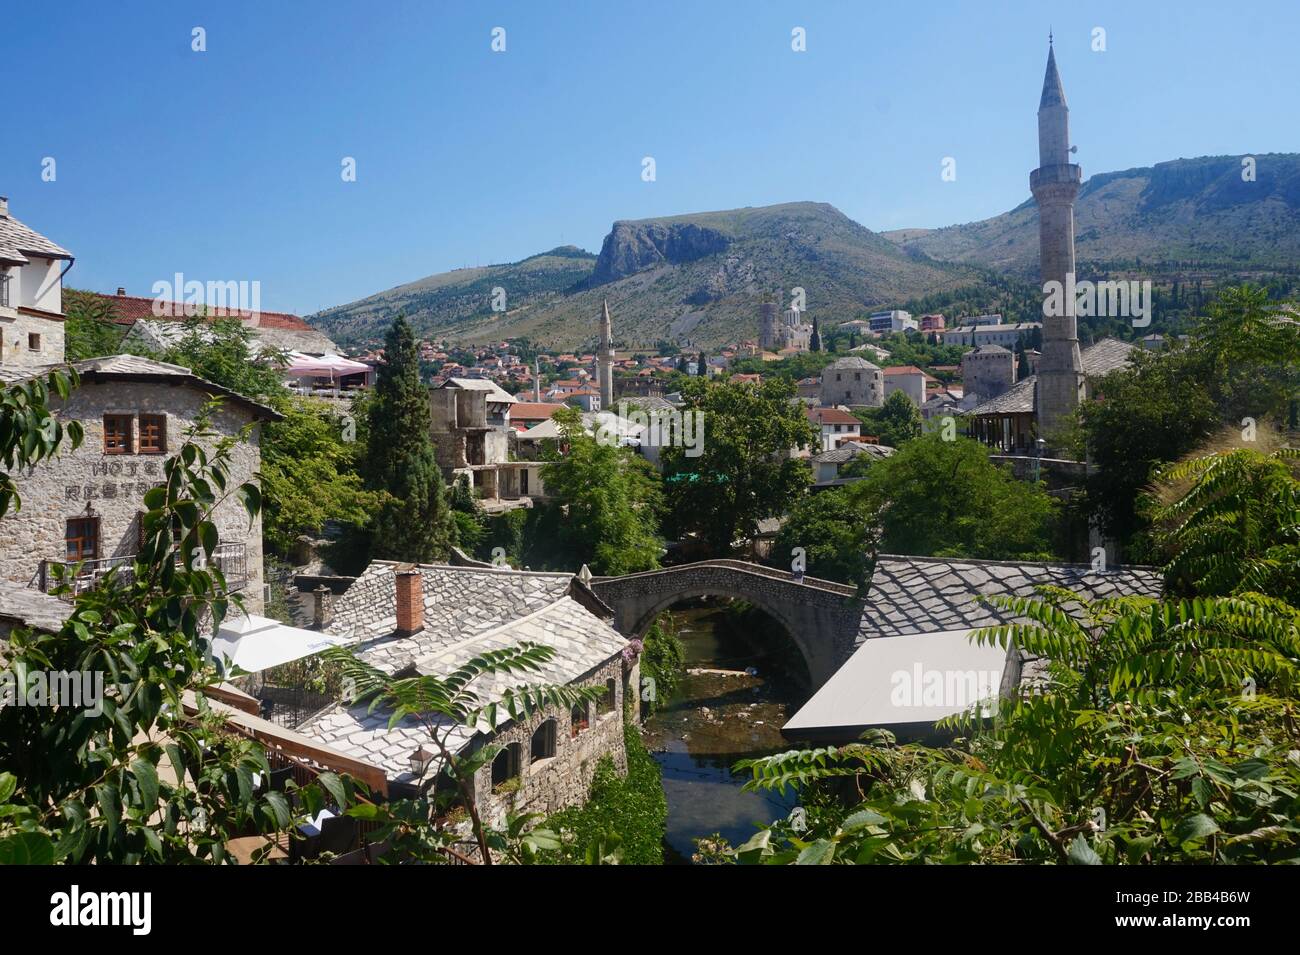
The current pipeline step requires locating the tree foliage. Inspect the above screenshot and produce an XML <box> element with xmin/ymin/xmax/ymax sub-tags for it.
<box><xmin>662</xmin><ymin>376</ymin><xmax>817</xmax><ymax>554</ymax></box>
<box><xmin>848</xmin><ymin>434</ymin><xmax>1058</xmax><ymax>560</ymax></box>
<box><xmin>62</xmin><ymin>289</ymin><xmax>127</xmax><ymax>361</ymax></box>
<box><xmin>360</xmin><ymin>315</ymin><xmax>453</xmax><ymax>563</ymax></box>
<box><xmin>853</xmin><ymin>390</ymin><xmax>922</xmax><ymax>448</ymax></box>
<box><xmin>539</xmin><ymin>406</ymin><xmax>663</xmax><ymax>575</ymax></box>
<box><xmin>772</xmin><ymin>487</ymin><xmax>877</xmax><ymax>588</ymax></box>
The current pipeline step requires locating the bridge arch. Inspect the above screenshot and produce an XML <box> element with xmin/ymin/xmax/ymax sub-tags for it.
<box><xmin>589</xmin><ymin>560</ymin><xmax>863</xmax><ymax>687</ymax></box>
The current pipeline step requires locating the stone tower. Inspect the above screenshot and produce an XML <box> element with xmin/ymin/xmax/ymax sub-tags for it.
<box><xmin>1030</xmin><ymin>37</ymin><xmax>1085</xmax><ymax>443</ymax></box>
<box><xmin>597</xmin><ymin>298</ymin><xmax>614</xmax><ymax>409</ymax></box>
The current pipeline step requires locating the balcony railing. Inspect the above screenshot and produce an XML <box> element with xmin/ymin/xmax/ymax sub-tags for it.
<box><xmin>0</xmin><ymin>273</ymin><xmax>10</xmax><ymax>308</ymax></box>
<box><xmin>38</xmin><ymin>542</ymin><xmax>249</xmax><ymax>596</ymax></box>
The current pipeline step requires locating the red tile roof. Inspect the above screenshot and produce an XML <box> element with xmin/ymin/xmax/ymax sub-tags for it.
<box><xmin>89</xmin><ymin>292</ymin><xmax>317</xmax><ymax>332</ymax></box>
<box><xmin>510</xmin><ymin>402</ymin><xmax>566</xmax><ymax>420</ymax></box>
<box><xmin>882</xmin><ymin>365</ymin><xmax>925</xmax><ymax>375</ymax></box>
<box><xmin>808</xmin><ymin>407</ymin><xmax>861</xmax><ymax>426</ymax></box>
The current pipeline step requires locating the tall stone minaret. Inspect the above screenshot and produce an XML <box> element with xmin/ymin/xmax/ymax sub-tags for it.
<box><xmin>597</xmin><ymin>298</ymin><xmax>614</xmax><ymax>409</ymax></box>
<box><xmin>1030</xmin><ymin>37</ymin><xmax>1085</xmax><ymax>443</ymax></box>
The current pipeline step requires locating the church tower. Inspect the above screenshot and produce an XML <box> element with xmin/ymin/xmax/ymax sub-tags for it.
<box><xmin>597</xmin><ymin>298</ymin><xmax>614</xmax><ymax>409</ymax></box>
<box><xmin>1030</xmin><ymin>37</ymin><xmax>1085</xmax><ymax>443</ymax></box>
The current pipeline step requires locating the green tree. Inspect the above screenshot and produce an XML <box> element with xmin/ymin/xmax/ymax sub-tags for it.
<box><xmin>0</xmin><ymin>369</ymin><xmax>83</xmax><ymax>517</ymax></box>
<box><xmin>853</xmin><ymin>390</ymin><xmax>923</xmax><ymax>447</ymax></box>
<box><xmin>772</xmin><ymin>487</ymin><xmax>877</xmax><ymax>588</ymax></box>
<box><xmin>361</xmin><ymin>315</ymin><xmax>454</xmax><ymax>563</ymax></box>
<box><xmin>62</xmin><ymin>289</ymin><xmax>126</xmax><ymax>360</ymax></box>
<box><xmin>539</xmin><ymin>406</ymin><xmax>662</xmax><ymax>575</ymax></box>
<box><xmin>260</xmin><ymin>396</ymin><xmax>385</xmax><ymax>555</ymax></box>
<box><xmin>849</xmin><ymin>434</ymin><xmax>1057</xmax><ymax>559</ymax></box>
<box><xmin>662</xmin><ymin>377</ymin><xmax>817</xmax><ymax>555</ymax></box>
<box><xmin>159</xmin><ymin>317</ymin><xmax>289</xmax><ymax>403</ymax></box>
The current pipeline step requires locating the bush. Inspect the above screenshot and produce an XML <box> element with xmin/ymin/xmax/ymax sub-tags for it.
<box><xmin>639</xmin><ymin>615</ymin><xmax>685</xmax><ymax>713</ymax></box>
<box><xmin>541</xmin><ymin>716</ymin><xmax>667</xmax><ymax>865</ymax></box>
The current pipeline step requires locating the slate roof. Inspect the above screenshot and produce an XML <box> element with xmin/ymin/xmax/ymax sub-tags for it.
<box><xmin>0</xmin><ymin>581</ymin><xmax>71</xmax><ymax>634</ymax></box>
<box><xmin>825</xmin><ymin>356</ymin><xmax>880</xmax><ymax>371</ymax></box>
<box><xmin>0</xmin><ymin>354</ymin><xmax>284</xmax><ymax>421</ymax></box>
<box><xmin>857</xmin><ymin>554</ymin><xmax>1163</xmax><ymax>646</ymax></box>
<box><xmin>813</xmin><ymin>442</ymin><xmax>895</xmax><ymax>464</ymax></box>
<box><xmin>442</xmin><ymin>377</ymin><xmax>517</xmax><ymax>403</ymax></box>
<box><xmin>300</xmin><ymin>562</ymin><xmax>627</xmax><ymax>782</ymax></box>
<box><xmin>968</xmin><ymin>337</ymin><xmax>1139</xmax><ymax>416</ymax></box>
<box><xmin>327</xmin><ymin>560</ymin><xmax>574</xmax><ymax>673</ymax></box>
<box><xmin>0</xmin><ymin>204</ymin><xmax>72</xmax><ymax>265</ymax></box>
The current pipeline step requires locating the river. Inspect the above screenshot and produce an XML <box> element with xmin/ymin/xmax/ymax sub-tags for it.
<box><xmin>642</xmin><ymin>602</ymin><xmax>809</xmax><ymax>863</ymax></box>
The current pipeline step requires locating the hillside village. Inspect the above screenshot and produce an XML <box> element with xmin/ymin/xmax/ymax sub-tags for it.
<box><xmin>1</xmin><ymin>29</ymin><xmax>1298</xmax><ymax>882</ymax></box>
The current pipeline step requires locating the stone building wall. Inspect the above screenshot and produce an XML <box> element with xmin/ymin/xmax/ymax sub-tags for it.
<box><xmin>0</xmin><ymin>313</ymin><xmax>65</xmax><ymax>373</ymax></box>
<box><xmin>961</xmin><ymin>347</ymin><xmax>1015</xmax><ymax>403</ymax></box>
<box><xmin>0</xmin><ymin>379</ymin><xmax>266</xmax><ymax>612</ymax></box>
<box><xmin>473</xmin><ymin>656</ymin><xmax>629</xmax><ymax>828</ymax></box>
<box><xmin>820</xmin><ymin>363</ymin><xmax>883</xmax><ymax>408</ymax></box>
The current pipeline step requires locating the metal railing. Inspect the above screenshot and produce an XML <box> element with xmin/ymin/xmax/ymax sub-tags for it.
<box><xmin>38</xmin><ymin>542</ymin><xmax>248</xmax><ymax>597</ymax></box>
<box><xmin>0</xmin><ymin>273</ymin><xmax>10</xmax><ymax>308</ymax></box>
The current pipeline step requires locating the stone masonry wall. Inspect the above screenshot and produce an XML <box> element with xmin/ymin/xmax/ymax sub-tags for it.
<box><xmin>0</xmin><ymin>379</ymin><xmax>266</xmax><ymax>612</ymax></box>
<box><xmin>0</xmin><ymin>313</ymin><xmax>65</xmax><ymax>373</ymax></box>
<box><xmin>473</xmin><ymin>656</ymin><xmax>629</xmax><ymax>829</ymax></box>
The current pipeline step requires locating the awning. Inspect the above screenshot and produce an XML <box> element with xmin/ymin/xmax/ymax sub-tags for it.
<box><xmin>283</xmin><ymin>352</ymin><xmax>372</xmax><ymax>379</ymax></box>
<box><xmin>782</xmin><ymin>628</ymin><xmax>1016</xmax><ymax>744</ymax></box>
<box><xmin>211</xmin><ymin>613</ymin><xmax>353</xmax><ymax>675</ymax></box>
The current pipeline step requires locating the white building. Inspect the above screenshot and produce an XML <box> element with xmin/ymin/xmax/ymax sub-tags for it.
<box><xmin>0</xmin><ymin>196</ymin><xmax>70</xmax><ymax>372</ymax></box>
<box><xmin>882</xmin><ymin>365</ymin><xmax>927</xmax><ymax>407</ymax></box>
<box><xmin>868</xmin><ymin>310</ymin><xmax>916</xmax><ymax>335</ymax></box>
<box><xmin>940</xmin><ymin>322</ymin><xmax>1041</xmax><ymax>348</ymax></box>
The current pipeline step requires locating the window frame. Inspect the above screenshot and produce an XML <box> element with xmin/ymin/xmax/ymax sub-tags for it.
<box><xmin>103</xmin><ymin>414</ymin><xmax>134</xmax><ymax>455</ymax></box>
<box><xmin>530</xmin><ymin>719</ymin><xmax>557</xmax><ymax>764</ymax></box>
<box><xmin>138</xmin><ymin>413</ymin><xmax>167</xmax><ymax>455</ymax></box>
<box><xmin>65</xmin><ymin>516</ymin><xmax>100</xmax><ymax>562</ymax></box>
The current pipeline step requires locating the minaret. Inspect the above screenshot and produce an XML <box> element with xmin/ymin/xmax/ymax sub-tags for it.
<box><xmin>597</xmin><ymin>298</ymin><xmax>614</xmax><ymax>409</ymax></box>
<box><xmin>1030</xmin><ymin>36</ymin><xmax>1085</xmax><ymax>443</ymax></box>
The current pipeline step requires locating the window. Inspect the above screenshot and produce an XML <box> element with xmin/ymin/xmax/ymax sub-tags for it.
<box><xmin>103</xmin><ymin>414</ymin><xmax>133</xmax><ymax>454</ymax></box>
<box><xmin>530</xmin><ymin>720</ymin><xmax>556</xmax><ymax>762</ymax></box>
<box><xmin>598</xmin><ymin>678</ymin><xmax>617</xmax><ymax>717</ymax></box>
<box><xmin>138</xmin><ymin>414</ymin><xmax>166</xmax><ymax>454</ymax></box>
<box><xmin>854</xmin><ymin>372</ymin><xmax>861</xmax><ymax>381</ymax></box>
<box><xmin>27</xmin><ymin>333</ymin><xmax>40</xmax><ymax>352</ymax></box>
<box><xmin>491</xmin><ymin>742</ymin><xmax>521</xmax><ymax>788</ymax></box>
<box><xmin>570</xmin><ymin>702</ymin><xmax>589</xmax><ymax>737</ymax></box>
<box><xmin>65</xmin><ymin>517</ymin><xmax>99</xmax><ymax>562</ymax></box>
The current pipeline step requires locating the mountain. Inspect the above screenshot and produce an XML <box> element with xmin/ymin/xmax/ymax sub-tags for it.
<box><xmin>883</xmin><ymin>154</ymin><xmax>1300</xmax><ymax>275</ymax></box>
<box><xmin>309</xmin><ymin>202</ymin><xmax>973</xmax><ymax>349</ymax></box>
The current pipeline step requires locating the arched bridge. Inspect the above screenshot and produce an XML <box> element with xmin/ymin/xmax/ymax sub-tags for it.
<box><xmin>590</xmin><ymin>560</ymin><xmax>864</xmax><ymax>686</ymax></box>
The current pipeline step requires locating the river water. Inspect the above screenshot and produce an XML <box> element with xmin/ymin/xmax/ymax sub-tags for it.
<box><xmin>642</xmin><ymin>602</ymin><xmax>809</xmax><ymax>863</ymax></box>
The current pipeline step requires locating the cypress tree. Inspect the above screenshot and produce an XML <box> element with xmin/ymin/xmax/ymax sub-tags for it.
<box><xmin>810</xmin><ymin>317</ymin><xmax>822</xmax><ymax>353</ymax></box>
<box><xmin>362</xmin><ymin>314</ymin><xmax>454</xmax><ymax>562</ymax></box>
<box><xmin>697</xmin><ymin>352</ymin><xmax>707</xmax><ymax>376</ymax></box>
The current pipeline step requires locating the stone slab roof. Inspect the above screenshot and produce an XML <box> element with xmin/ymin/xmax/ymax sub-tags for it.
<box><xmin>857</xmin><ymin>554</ymin><xmax>1163</xmax><ymax>645</ymax></box>
<box><xmin>0</xmin><ymin>581</ymin><xmax>71</xmax><ymax>634</ymax></box>
<box><xmin>0</xmin><ymin>206</ymin><xmax>72</xmax><ymax>264</ymax></box>
<box><xmin>442</xmin><ymin>377</ymin><xmax>517</xmax><ymax>403</ymax></box>
<box><xmin>825</xmin><ymin>356</ymin><xmax>880</xmax><ymax>371</ymax></box>
<box><xmin>328</xmin><ymin>560</ymin><xmax>574</xmax><ymax>674</ymax></box>
<box><xmin>300</xmin><ymin>565</ymin><xmax>627</xmax><ymax>783</ymax></box>
<box><xmin>969</xmin><ymin>337</ymin><xmax>1140</xmax><ymax>417</ymax></box>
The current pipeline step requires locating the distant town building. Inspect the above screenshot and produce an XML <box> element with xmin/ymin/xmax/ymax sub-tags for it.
<box><xmin>807</xmin><ymin>406</ymin><xmax>863</xmax><ymax>452</ymax></box>
<box><xmin>759</xmin><ymin>299</ymin><xmax>815</xmax><ymax>352</ymax></box>
<box><xmin>918</xmin><ymin>313</ymin><xmax>946</xmax><ymax>332</ymax></box>
<box><xmin>960</xmin><ymin>344</ymin><xmax>1016</xmax><ymax>404</ymax></box>
<box><xmin>868</xmin><ymin>310</ymin><xmax>916</xmax><ymax>335</ymax></box>
<box><xmin>819</xmin><ymin>356</ymin><xmax>883</xmax><ymax>408</ymax></box>
<box><xmin>882</xmin><ymin>365</ymin><xmax>927</xmax><ymax>407</ymax></box>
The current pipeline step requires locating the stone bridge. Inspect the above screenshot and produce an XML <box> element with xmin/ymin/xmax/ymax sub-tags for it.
<box><xmin>590</xmin><ymin>560</ymin><xmax>864</xmax><ymax>686</ymax></box>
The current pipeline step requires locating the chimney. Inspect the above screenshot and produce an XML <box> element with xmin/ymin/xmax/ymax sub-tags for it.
<box><xmin>394</xmin><ymin>567</ymin><xmax>424</xmax><ymax>636</ymax></box>
<box><xmin>0</xmin><ymin>197</ymin><xmax>8</xmax><ymax>217</ymax></box>
<box><xmin>116</xmin><ymin>287</ymin><xmax>126</xmax><ymax>296</ymax></box>
<box><xmin>312</xmin><ymin>584</ymin><xmax>333</xmax><ymax>630</ymax></box>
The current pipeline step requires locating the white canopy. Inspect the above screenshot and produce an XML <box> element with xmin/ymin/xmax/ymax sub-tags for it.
<box><xmin>283</xmin><ymin>352</ymin><xmax>371</xmax><ymax>379</ymax></box>
<box><xmin>211</xmin><ymin>613</ymin><xmax>353</xmax><ymax>675</ymax></box>
<box><xmin>783</xmin><ymin>628</ymin><xmax>1015</xmax><ymax>743</ymax></box>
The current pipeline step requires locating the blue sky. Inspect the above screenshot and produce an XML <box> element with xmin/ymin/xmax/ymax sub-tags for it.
<box><xmin>4</xmin><ymin>0</ymin><xmax>1295</xmax><ymax>317</ymax></box>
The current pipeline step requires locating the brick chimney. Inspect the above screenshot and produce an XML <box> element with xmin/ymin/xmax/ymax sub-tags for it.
<box><xmin>394</xmin><ymin>567</ymin><xmax>424</xmax><ymax>636</ymax></box>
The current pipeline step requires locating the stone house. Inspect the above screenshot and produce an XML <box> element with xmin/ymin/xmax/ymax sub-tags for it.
<box><xmin>0</xmin><ymin>196</ymin><xmax>70</xmax><ymax>374</ymax></box>
<box><xmin>0</xmin><ymin>355</ymin><xmax>280</xmax><ymax>612</ymax></box>
<box><xmin>806</xmin><ymin>406</ymin><xmax>863</xmax><ymax>452</ymax></box>
<box><xmin>960</xmin><ymin>344</ymin><xmax>1016</xmax><ymax>404</ymax></box>
<box><xmin>299</xmin><ymin>560</ymin><xmax>635</xmax><ymax>826</ymax></box>
<box><xmin>819</xmin><ymin>356</ymin><xmax>883</xmax><ymax>408</ymax></box>
<box><xmin>430</xmin><ymin>377</ymin><xmax>546</xmax><ymax>511</ymax></box>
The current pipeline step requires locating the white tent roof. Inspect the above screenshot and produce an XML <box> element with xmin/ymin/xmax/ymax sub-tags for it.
<box><xmin>211</xmin><ymin>613</ymin><xmax>354</xmax><ymax>675</ymax></box>
<box><xmin>783</xmin><ymin>628</ymin><xmax>1015</xmax><ymax>742</ymax></box>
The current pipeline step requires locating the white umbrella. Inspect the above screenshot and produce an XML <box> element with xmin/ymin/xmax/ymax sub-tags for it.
<box><xmin>210</xmin><ymin>614</ymin><xmax>353</xmax><ymax>675</ymax></box>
